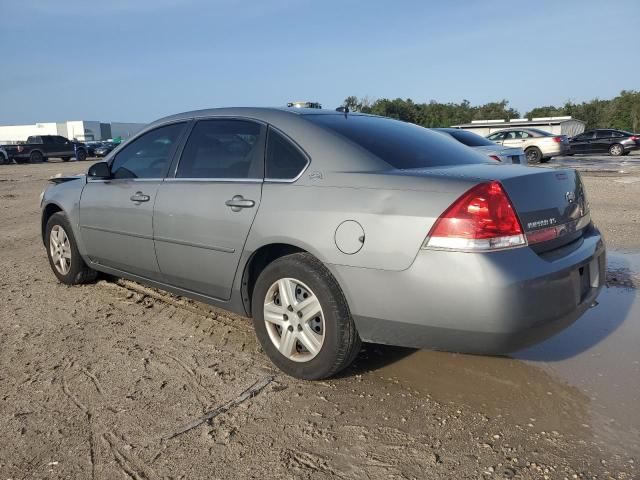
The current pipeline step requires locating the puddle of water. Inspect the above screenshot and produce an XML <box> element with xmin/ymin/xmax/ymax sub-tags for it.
<box><xmin>363</xmin><ymin>253</ymin><xmax>640</xmax><ymax>456</ymax></box>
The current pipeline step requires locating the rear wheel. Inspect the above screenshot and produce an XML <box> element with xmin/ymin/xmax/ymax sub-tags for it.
<box><xmin>609</xmin><ymin>144</ymin><xmax>624</xmax><ymax>156</ymax></box>
<box><xmin>45</xmin><ymin>212</ymin><xmax>97</xmax><ymax>285</ymax></box>
<box><xmin>29</xmin><ymin>151</ymin><xmax>43</xmax><ymax>163</ymax></box>
<box><xmin>252</xmin><ymin>253</ymin><xmax>361</xmax><ymax>380</ymax></box>
<box><xmin>525</xmin><ymin>147</ymin><xmax>542</xmax><ymax>164</ymax></box>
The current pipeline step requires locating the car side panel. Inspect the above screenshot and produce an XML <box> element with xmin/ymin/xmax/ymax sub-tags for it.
<box><xmin>243</xmin><ymin>182</ymin><xmax>468</xmax><ymax>272</ymax></box>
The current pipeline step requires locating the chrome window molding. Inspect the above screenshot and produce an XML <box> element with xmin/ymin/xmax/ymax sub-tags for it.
<box><xmin>164</xmin><ymin>178</ymin><xmax>262</xmax><ymax>183</ymax></box>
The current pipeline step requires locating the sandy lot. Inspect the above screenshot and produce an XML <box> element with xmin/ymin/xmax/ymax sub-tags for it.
<box><xmin>0</xmin><ymin>161</ymin><xmax>638</xmax><ymax>479</ymax></box>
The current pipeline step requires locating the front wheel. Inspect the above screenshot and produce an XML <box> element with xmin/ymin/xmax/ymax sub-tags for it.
<box><xmin>76</xmin><ymin>149</ymin><xmax>87</xmax><ymax>161</ymax></box>
<box><xmin>609</xmin><ymin>144</ymin><xmax>624</xmax><ymax>156</ymax></box>
<box><xmin>45</xmin><ymin>212</ymin><xmax>97</xmax><ymax>285</ymax></box>
<box><xmin>252</xmin><ymin>253</ymin><xmax>361</xmax><ymax>380</ymax></box>
<box><xmin>525</xmin><ymin>147</ymin><xmax>542</xmax><ymax>164</ymax></box>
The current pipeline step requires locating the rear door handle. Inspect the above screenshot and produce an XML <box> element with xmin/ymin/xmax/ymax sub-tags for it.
<box><xmin>130</xmin><ymin>191</ymin><xmax>150</xmax><ymax>203</ymax></box>
<box><xmin>225</xmin><ymin>195</ymin><xmax>255</xmax><ymax>212</ymax></box>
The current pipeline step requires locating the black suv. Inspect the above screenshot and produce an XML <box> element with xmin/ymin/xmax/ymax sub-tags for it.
<box><xmin>569</xmin><ymin>129</ymin><xmax>639</xmax><ymax>156</ymax></box>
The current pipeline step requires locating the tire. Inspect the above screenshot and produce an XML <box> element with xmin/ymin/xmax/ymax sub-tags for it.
<box><xmin>609</xmin><ymin>144</ymin><xmax>624</xmax><ymax>156</ymax></box>
<box><xmin>29</xmin><ymin>150</ymin><xmax>43</xmax><ymax>164</ymax></box>
<box><xmin>45</xmin><ymin>212</ymin><xmax>97</xmax><ymax>285</ymax></box>
<box><xmin>251</xmin><ymin>252</ymin><xmax>361</xmax><ymax>380</ymax></box>
<box><xmin>76</xmin><ymin>148</ymin><xmax>87</xmax><ymax>161</ymax></box>
<box><xmin>61</xmin><ymin>157</ymin><xmax>70</xmax><ymax>162</ymax></box>
<box><xmin>0</xmin><ymin>154</ymin><xmax>7</xmax><ymax>165</ymax></box>
<box><xmin>525</xmin><ymin>147</ymin><xmax>542</xmax><ymax>164</ymax></box>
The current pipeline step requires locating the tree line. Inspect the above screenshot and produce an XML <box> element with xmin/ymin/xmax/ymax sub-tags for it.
<box><xmin>342</xmin><ymin>90</ymin><xmax>640</xmax><ymax>132</ymax></box>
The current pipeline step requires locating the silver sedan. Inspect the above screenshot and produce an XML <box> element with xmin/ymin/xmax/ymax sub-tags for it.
<box><xmin>41</xmin><ymin>108</ymin><xmax>605</xmax><ymax>379</ymax></box>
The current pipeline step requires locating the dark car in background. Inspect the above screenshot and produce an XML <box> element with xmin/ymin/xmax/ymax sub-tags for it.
<box><xmin>569</xmin><ymin>129</ymin><xmax>639</xmax><ymax>156</ymax></box>
<box><xmin>94</xmin><ymin>142</ymin><xmax>118</xmax><ymax>157</ymax></box>
<box><xmin>4</xmin><ymin>135</ymin><xmax>87</xmax><ymax>163</ymax></box>
<box><xmin>433</xmin><ymin>128</ymin><xmax>525</xmax><ymax>164</ymax></box>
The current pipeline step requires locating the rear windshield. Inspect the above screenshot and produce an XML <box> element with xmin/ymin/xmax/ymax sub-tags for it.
<box><xmin>304</xmin><ymin>114</ymin><xmax>488</xmax><ymax>169</ymax></box>
<box><xmin>438</xmin><ymin>129</ymin><xmax>495</xmax><ymax>147</ymax></box>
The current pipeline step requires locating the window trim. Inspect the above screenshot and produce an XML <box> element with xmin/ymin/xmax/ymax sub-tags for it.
<box><xmin>264</xmin><ymin>125</ymin><xmax>311</xmax><ymax>183</ymax></box>
<box><xmin>169</xmin><ymin>116</ymin><xmax>268</xmax><ymax>182</ymax></box>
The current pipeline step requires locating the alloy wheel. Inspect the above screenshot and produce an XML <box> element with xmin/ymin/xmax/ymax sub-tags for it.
<box><xmin>50</xmin><ymin>225</ymin><xmax>72</xmax><ymax>275</ymax></box>
<box><xmin>263</xmin><ymin>278</ymin><xmax>325</xmax><ymax>362</ymax></box>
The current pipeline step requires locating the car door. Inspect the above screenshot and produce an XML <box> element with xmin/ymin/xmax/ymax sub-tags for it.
<box><xmin>41</xmin><ymin>136</ymin><xmax>57</xmax><ymax>158</ymax></box>
<box><xmin>501</xmin><ymin>130</ymin><xmax>522</xmax><ymax>148</ymax></box>
<box><xmin>569</xmin><ymin>132</ymin><xmax>593</xmax><ymax>153</ymax></box>
<box><xmin>594</xmin><ymin>130</ymin><xmax>614</xmax><ymax>153</ymax></box>
<box><xmin>79</xmin><ymin>121</ymin><xmax>188</xmax><ymax>280</ymax></box>
<box><xmin>153</xmin><ymin>118</ymin><xmax>266</xmax><ymax>300</ymax></box>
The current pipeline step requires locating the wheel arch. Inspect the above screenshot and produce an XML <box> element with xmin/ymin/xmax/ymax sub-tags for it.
<box><xmin>41</xmin><ymin>202</ymin><xmax>64</xmax><ymax>245</ymax></box>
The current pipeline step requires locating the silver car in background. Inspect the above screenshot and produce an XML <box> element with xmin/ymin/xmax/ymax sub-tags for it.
<box><xmin>487</xmin><ymin>127</ymin><xmax>570</xmax><ymax>163</ymax></box>
<box><xmin>433</xmin><ymin>128</ymin><xmax>525</xmax><ymax>164</ymax></box>
<box><xmin>40</xmin><ymin>108</ymin><xmax>605</xmax><ymax>379</ymax></box>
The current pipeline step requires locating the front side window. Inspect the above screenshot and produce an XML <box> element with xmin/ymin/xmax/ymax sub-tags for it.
<box><xmin>595</xmin><ymin>130</ymin><xmax>613</xmax><ymax>139</ymax></box>
<box><xmin>265</xmin><ymin>129</ymin><xmax>308</xmax><ymax>180</ymax></box>
<box><xmin>176</xmin><ymin>119</ymin><xmax>264</xmax><ymax>179</ymax></box>
<box><xmin>574</xmin><ymin>132</ymin><xmax>594</xmax><ymax>141</ymax></box>
<box><xmin>111</xmin><ymin>122</ymin><xmax>186</xmax><ymax>179</ymax></box>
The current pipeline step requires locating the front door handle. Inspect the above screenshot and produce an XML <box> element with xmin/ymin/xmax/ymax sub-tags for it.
<box><xmin>130</xmin><ymin>191</ymin><xmax>150</xmax><ymax>203</ymax></box>
<box><xmin>225</xmin><ymin>195</ymin><xmax>255</xmax><ymax>212</ymax></box>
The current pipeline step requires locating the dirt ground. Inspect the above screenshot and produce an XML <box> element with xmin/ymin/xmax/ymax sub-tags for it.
<box><xmin>0</xmin><ymin>161</ymin><xmax>638</xmax><ymax>479</ymax></box>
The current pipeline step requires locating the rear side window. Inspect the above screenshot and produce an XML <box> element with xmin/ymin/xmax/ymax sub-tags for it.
<box><xmin>304</xmin><ymin>115</ymin><xmax>487</xmax><ymax>169</ymax></box>
<box><xmin>177</xmin><ymin>119</ymin><xmax>265</xmax><ymax>179</ymax></box>
<box><xmin>265</xmin><ymin>129</ymin><xmax>308</xmax><ymax>180</ymax></box>
<box><xmin>487</xmin><ymin>132</ymin><xmax>506</xmax><ymax>141</ymax></box>
<box><xmin>111</xmin><ymin>122</ymin><xmax>186</xmax><ymax>179</ymax></box>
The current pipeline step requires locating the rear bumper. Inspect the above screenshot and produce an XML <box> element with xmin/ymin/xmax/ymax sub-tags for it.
<box><xmin>541</xmin><ymin>144</ymin><xmax>569</xmax><ymax>158</ymax></box>
<box><xmin>330</xmin><ymin>225</ymin><xmax>605</xmax><ymax>354</ymax></box>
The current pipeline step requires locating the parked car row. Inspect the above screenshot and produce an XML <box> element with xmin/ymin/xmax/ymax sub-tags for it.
<box><xmin>440</xmin><ymin>127</ymin><xmax>639</xmax><ymax>164</ymax></box>
<box><xmin>1</xmin><ymin>136</ymin><xmax>120</xmax><ymax>164</ymax></box>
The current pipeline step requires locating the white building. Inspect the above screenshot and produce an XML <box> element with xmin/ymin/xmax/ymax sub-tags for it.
<box><xmin>0</xmin><ymin>120</ymin><xmax>146</xmax><ymax>144</ymax></box>
<box><xmin>451</xmin><ymin>116</ymin><xmax>586</xmax><ymax>137</ymax></box>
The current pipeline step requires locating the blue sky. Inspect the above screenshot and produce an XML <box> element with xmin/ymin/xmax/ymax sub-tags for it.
<box><xmin>1</xmin><ymin>0</ymin><xmax>638</xmax><ymax>124</ymax></box>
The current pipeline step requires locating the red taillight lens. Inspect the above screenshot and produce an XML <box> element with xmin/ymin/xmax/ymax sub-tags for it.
<box><xmin>630</xmin><ymin>135</ymin><xmax>639</xmax><ymax>141</ymax></box>
<box><xmin>424</xmin><ymin>181</ymin><xmax>525</xmax><ymax>251</ymax></box>
<box><xmin>489</xmin><ymin>154</ymin><xmax>501</xmax><ymax>162</ymax></box>
<box><xmin>552</xmin><ymin>136</ymin><xmax>563</xmax><ymax>143</ymax></box>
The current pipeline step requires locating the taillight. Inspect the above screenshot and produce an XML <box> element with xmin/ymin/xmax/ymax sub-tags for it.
<box><xmin>630</xmin><ymin>135</ymin><xmax>639</xmax><ymax>141</ymax></box>
<box><xmin>488</xmin><ymin>154</ymin><xmax>502</xmax><ymax>162</ymax></box>
<box><xmin>424</xmin><ymin>181</ymin><xmax>526</xmax><ymax>251</ymax></box>
<box><xmin>552</xmin><ymin>136</ymin><xmax>563</xmax><ymax>143</ymax></box>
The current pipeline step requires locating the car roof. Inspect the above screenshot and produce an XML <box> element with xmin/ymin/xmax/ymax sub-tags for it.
<box><xmin>150</xmin><ymin>107</ymin><xmax>359</xmax><ymax>126</ymax></box>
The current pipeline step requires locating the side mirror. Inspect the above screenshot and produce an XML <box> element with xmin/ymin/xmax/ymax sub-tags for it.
<box><xmin>87</xmin><ymin>161</ymin><xmax>111</xmax><ymax>179</ymax></box>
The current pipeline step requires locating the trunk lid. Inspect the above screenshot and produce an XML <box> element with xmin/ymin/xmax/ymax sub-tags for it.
<box><xmin>408</xmin><ymin>164</ymin><xmax>590</xmax><ymax>252</ymax></box>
